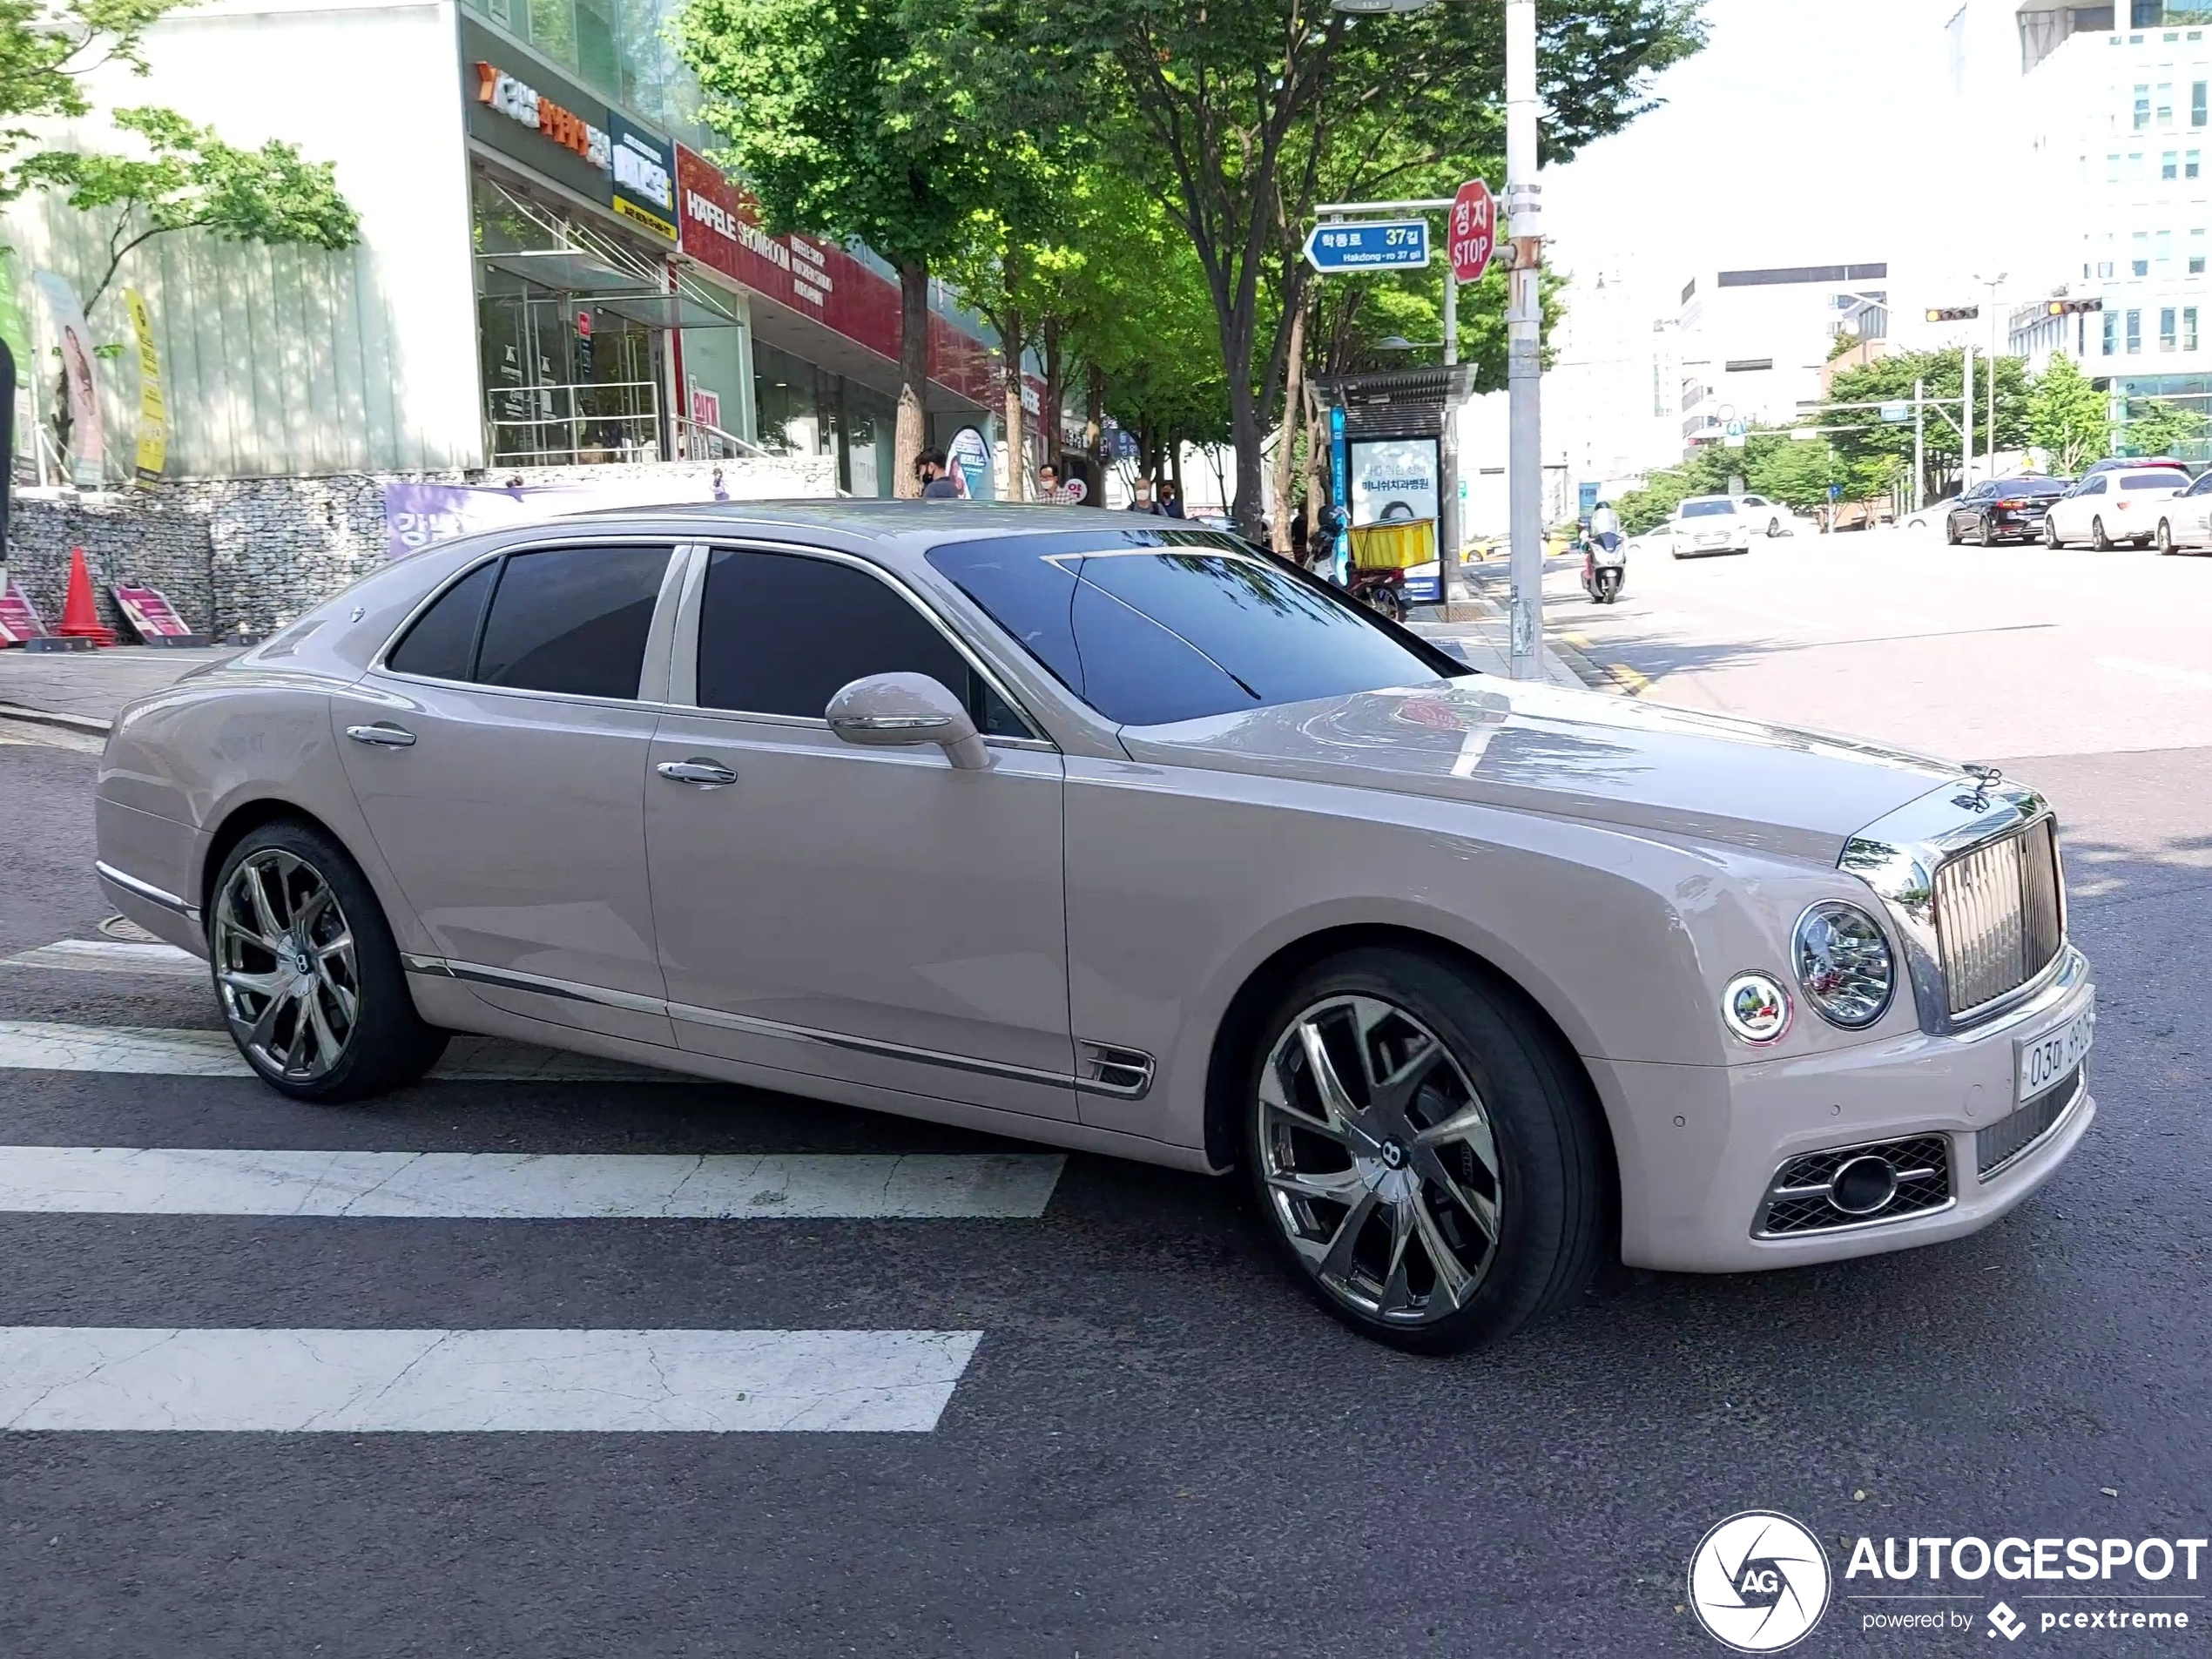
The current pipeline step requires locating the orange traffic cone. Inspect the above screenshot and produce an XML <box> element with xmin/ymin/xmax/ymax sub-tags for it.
<box><xmin>54</xmin><ymin>547</ymin><xmax>115</xmax><ymax>646</ymax></box>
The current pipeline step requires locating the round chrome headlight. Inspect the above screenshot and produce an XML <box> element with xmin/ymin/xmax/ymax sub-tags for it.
<box><xmin>1722</xmin><ymin>972</ymin><xmax>1791</xmax><ymax>1044</ymax></box>
<box><xmin>1792</xmin><ymin>901</ymin><xmax>1895</xmax><ymax>1028</ymax></box>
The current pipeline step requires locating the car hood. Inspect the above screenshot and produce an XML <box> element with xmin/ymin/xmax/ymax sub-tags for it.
<box><xmin>1118</xmin><ymin>678</ymin><xmax>1962</xmax><ymax>865</ymax></box>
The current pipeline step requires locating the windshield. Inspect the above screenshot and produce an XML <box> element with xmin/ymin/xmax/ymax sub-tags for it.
<box><xmin>2121</xmin><ymin>473</ymin><xmax>2184</xmax><ymax>489</ymax></box>
<box><xmin>927</xmin><ymin>529</ymin><xmax>1467</xmax><ymax>727</ymax></box>
<box><xmin>1679</xmin><ymin>500</ymin><xmax>1736</xmax><ymax>518</ymax></box>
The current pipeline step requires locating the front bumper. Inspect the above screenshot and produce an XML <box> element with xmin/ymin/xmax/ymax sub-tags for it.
<box><xmin>1592</xmin><ymin>948</ymin><xmax>2095</xmax><ymax>1272</ymax></box>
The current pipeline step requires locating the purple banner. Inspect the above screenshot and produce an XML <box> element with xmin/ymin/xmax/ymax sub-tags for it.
<box><xmin>382</xmin><ymin>474</ymin><xmax>764</xmax><ymax>559</ymax></box>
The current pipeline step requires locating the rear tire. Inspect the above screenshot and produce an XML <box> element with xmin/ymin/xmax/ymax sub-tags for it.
<box><xmin>208</xmin><ymin>819</ymin><xmax>448</xmax><ymax>1103</ymax></box>
<box><xmin>1241</xmin><ymin>948</ymin><xmax>1608</xmax><ymax>1354</ymax></box>
<box><xmin>2157</xmin><ymin>519</ymin><xmax>2178</xmax><ymax>556</ymax></box>
<box><xmin>1944</xmin><ymin>516</ymin><xmax>1960</xmax><ymax>545</ymax></box>
<box><xmin>2044</xmin><ymin>517</ymin><xmax>2061</xmax><ymax>549</ymax></box>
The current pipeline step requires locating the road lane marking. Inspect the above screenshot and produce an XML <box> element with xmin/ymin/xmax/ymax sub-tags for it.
<box><xmin>0</xmin><ymin>1145</ymin><xmax>1065</xmax><ymax>1220</ymax></box>
<box><xmin>2097</xmin><ymin>657</ymin><xmax>2212</xmax><ymax>691</ymax></box>
<box><xmin>3</xmin><ymin>939</ymin><xmax>202</xmax><ymax>978</ymax></box>
<box><xmin>0</xmin><ymin>1327</ymin><xmax>983</xmax><ymax>1432</ymax></box>
<box><xmin>1605</xmin><ymin>664</ymin><xmax>1651</xmax><ymax>696</ymax></box>
<box><xmin>0</xmin><ymin>1021</ymin><xmax>669</xmax><ymax>1082</ymax></box>
<box><xmin>0</xmin><ymin>717</ymin><xmax>105</xmax><ymax>753</ymax></box>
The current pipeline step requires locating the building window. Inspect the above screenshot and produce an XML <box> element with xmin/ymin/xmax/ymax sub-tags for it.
<box><xmin>2188</xmin><ymin>307</ymin><xmax>2202</xmax><ymax>350</ymax></box>
<box><xmin>2192</xmin><ymin>149</ymin><xmax>2205</xmax><ymax>177</ymax></box>
<box><xmin>2158</xmin><ymin>228</ymin><xmax>2175</xmax><ymax>270</ymax></box>
<box><xmin>2192</xmin><ymin>228</ymin><xmax>2208</xmax><ymax>273</ymax></box>
<box><xmin>2109</xmin><ymin>151</ymin><xmax>2126</xmax><ymax>180</ymax></box>
<box><xmin>2136</xmin><ymin>83</ymin><xmax>2152</xmax><ymax>126</ymax></box>
<box><xmin>2101</xmin><ymin>259</ymin><xmax>2117</xmax><ymax>276</ymax></box>
<box><xmin>2128</xmin><ymin>308</ymin><xmax>2144</xmax><ymax>352</ymax></box>
<box><xmin>2159</xmin><ymin>81</ymin><xmax>2175</xmax><ymax>125</ymax></box>
<box><xmin>2196</xmin><ymin>80</ymin><xmax>2209</xmax><ymax>125</ymax></box>
<box><xmin>2161</xmin><ymin>307</ymin><xmax>2179</xmax><ymax>349</ymax></box>
<box><xmin>2130</xmin><ymin>149</ymin><xmax>2146</xmax><ymax>178</ymax></box>
<box><xmin>2105</xmin><ymin>308</ymin><xmax>2121</xmax><ymax>354</ymax></box>
<box><xmin>2164</xmin><ymin>149</ymin><xmax>2181</xmax><ymax>177</ymax></box>
<box><xmin>2134</xmin><ymin>231</ymin><xmax>2152</xmax><ymax>274</ymax></box>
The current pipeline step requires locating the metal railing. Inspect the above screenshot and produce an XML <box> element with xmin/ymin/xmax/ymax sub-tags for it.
<box><xmin>672</xmin><ymin>415</ymin><xmax>772</xmax><ymax>460</ymax></box>
<box><xmin>485</xmin><ymin>380</ymin><xmax>661</xmax><ymax>466</ymax></box>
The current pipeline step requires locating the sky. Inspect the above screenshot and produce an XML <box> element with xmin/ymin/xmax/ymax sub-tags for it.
<box><xmin>1541</xmin><ymin>0</ymin><xmax>1964</xmax><ymax>317</ymax></box>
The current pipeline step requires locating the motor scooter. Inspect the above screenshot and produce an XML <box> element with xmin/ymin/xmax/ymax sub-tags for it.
<box><xmin>1581</xmin><ymin>530</ymin><xmax>1626</xmax><ymax>604</ymax></box>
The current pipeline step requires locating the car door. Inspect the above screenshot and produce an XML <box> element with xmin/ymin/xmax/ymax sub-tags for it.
<box><xmin>2186</xmin><ymin>473</ymin><xmax>2212</xmax><ymax>543</ymax></box>
<box><xmin>1949</xmin><ymin>483</ymin><xmax>1987</xmax><ymax>538</ymax></box>
<box><xmin>643</xmin><ymin>542</ymin><xmax>1076</xmax><ymax>1121</ymax></box>
<box><xmin>334</xmin><ymin>537</ymin><xmax>685</xmax><ymax>1047</ymax></box>
<box><xmin>2053</xmin><ymin>475</ymin><xmax>2101</xmax><ymax>542</ymax></box>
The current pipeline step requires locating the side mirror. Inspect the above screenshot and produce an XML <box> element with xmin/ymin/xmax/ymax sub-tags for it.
<box><xmin>826</xmin><ymin>671</ymin><xmax>994</xmax><ymax>771</ymax></box>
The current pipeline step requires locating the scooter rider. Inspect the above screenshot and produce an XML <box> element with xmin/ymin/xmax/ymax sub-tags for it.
<box><xmin>1582</xmin><ymin>501</ymin><xmax>1628</xmax><ymax>604</ymax></box>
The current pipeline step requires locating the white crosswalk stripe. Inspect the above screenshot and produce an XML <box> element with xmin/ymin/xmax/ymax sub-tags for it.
<box><xmin>0</xmin><ymin>1327</ymin><xmax>983</xmax><ymax>1432</ymax></box>
<box><xmin>0</xmin><ymin>962</ymin><xmax>1046</xmax><ymax>1430</ymax></box>
<box><xmin>0</xmin><ymin>1020</ymin><xmax>671</xmax><ymax>1081</ymax></box>
<box><xmin>0</xmin><ymin>1144</ymin><xmax>1064</xmax><ymax>1219</ymax></box>
<box><xmin>3</xmin><ymin>938</ymin><xmax>202</xmax><ymax>978</ymax></box>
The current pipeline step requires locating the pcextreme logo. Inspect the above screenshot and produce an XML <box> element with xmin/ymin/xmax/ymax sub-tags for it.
<box><xmin>1687</xmin><ymin>1511</ymin><xmax>1833</xmax><ymax>1653</ymax></box>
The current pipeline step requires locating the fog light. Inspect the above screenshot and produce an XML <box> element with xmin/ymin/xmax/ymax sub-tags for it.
<box><xmin>1722</xmin><ymin>972</ymin><xmax>1791</xmax><ymax>1044</ymax></box>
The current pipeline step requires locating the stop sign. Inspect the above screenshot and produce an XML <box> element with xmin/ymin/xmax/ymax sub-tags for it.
<box><xmin>1448</xmin><ymin>179</ymin><xmax>1496</xmax><ymax>283</ymax></box>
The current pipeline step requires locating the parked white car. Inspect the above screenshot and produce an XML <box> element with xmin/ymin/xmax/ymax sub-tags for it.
<box><xmin>2041</xmin><ymin>469</ymin><xmax>2189</xmax><ymax>549</ymax></box>
<box><xmin>2151</xmin><ymin>469</ymin><xmax>2212</xmax><ymax>554</ymax></box>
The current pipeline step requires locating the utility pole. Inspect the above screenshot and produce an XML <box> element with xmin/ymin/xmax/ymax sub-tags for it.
<box><xmin>1961</xmin><ymin>343</ymin><xmax>1974</xmax><ymax>491</ymax></box>
<box><xmin>1505</xmin><ymin>0</ymin><xmax>1543</xmax><ymax>680</ymax></box>
<box><xmin>1974</xmin><ymin>272</ymin><xmax>2006</xmax><ymax>477</ymax></box>
<box><xmin>1913</xmin><ymin>377</ymin><xmax>1925</xmax><ymax>514</ymax></box>
<box><xmin>1440</xmin><ymin>270</ymin><xmax>1460</xmax><ymax>598</ymax></box>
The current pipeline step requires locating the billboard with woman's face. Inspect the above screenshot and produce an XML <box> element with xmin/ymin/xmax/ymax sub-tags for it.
<box><xmin>1348</xmin><ymin>436</ymin><xmax>1438</xmax><ymax>527</ymax></box>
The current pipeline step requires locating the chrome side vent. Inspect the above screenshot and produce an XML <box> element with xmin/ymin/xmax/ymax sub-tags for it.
<box><xmin>1077</xmin><ymin>1042</ymin><xmax>1155</xmax><ymax>1099</ymax></box>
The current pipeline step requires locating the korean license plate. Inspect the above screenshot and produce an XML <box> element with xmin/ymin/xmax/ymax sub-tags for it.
<box><xmin>2016</xmin><ymin>993</ymin><xmax>2094</xmax><ymax>1103</ymax></box>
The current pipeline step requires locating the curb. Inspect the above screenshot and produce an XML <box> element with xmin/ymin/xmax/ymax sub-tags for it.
<box><xmin>0</xmin><ymin>700</ymin><xmax>113</xmax><ymax>738</ymax></box>
<box><xmin>1414</xmin><ymin>588</ymin><xmax>1622</xmax><ymax>695</ymax></box>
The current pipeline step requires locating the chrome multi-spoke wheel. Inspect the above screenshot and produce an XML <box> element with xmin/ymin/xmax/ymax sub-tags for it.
<box><xmin>1257</xmin><ymin>993</ymin><xmax>1504</xmax><ymax>1328</ymax></box>
<box><xmin>213</xmin><ymin>848</ymin><xmax>361</xmax><ymax>1082</ymax></box>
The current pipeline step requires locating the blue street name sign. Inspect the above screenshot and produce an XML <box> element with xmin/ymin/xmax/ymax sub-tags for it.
<box><xmin>1305</xmin><ymin>219</ymin><xmax>1431</xmax><ymax>273</ymax></box>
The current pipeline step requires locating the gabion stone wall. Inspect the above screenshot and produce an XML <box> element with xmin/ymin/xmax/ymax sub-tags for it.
<box><xmin>4</xmin><ymin>494</ymin><xmax>218</xmax><ymax>638</ymax></box>
<box><xmin>3</xmin><ymin>456</ymin><xmax>840</xmax><ymax>641</ymax></box>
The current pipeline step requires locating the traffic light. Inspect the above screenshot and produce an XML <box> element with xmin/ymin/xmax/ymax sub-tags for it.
<box><xmin>1925</xmin><ymin>306</ymin><xmax>1981</xmax><ymax>322</ymax></box>
<box><xmin>2046</xmin><ymin>299</ymin><xmax>2103</xmax><ymax>315</ymax></box>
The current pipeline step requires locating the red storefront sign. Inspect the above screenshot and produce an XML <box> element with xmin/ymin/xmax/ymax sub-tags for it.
<box><xmin>675</xmin><ymin>145</ymin><xmax>995</xmax><ymax>405</ymax></box>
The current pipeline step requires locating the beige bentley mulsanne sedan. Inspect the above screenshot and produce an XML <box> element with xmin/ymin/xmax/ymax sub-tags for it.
<box><xmin>92</xmin><ymin>504</ymin><xmax>2094</xmax><ymax>1352</ymax></box>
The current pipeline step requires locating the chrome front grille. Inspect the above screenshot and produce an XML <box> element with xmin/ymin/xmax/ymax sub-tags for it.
<box><xmin>1933</xmin><ymin>818</ymin><xmax>2064</xmax><ymax>1017</ymax></box>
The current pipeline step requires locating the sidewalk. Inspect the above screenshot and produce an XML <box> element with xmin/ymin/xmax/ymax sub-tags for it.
<box><xmin>1408</xmin><ymin>575</ymin><xmax>1597</xmax><ymax>691</ymax></box>
<box><xmin>0</xmin><ymin>645</ymin><xmax>237</xmax><ymax>732</ymax></box>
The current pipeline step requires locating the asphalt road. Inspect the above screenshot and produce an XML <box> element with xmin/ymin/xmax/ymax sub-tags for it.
<box><xmin>1</xmin><ymin>538</ymin><xmax>2209</xmax><ymax>1655</ymax></box>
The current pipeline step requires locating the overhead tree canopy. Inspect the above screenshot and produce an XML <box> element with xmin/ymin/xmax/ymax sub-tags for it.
<box><xmin>2027</xmin><ymin>354</ymin><xmax>2110</xmax><ymax>474</ymax></box>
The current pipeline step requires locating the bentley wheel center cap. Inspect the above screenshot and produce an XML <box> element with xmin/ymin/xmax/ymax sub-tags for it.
<box><xmin>1379</xmin><ymin>1138</ymin><xmax>1408</xmax><ymax>1171</ymax></box>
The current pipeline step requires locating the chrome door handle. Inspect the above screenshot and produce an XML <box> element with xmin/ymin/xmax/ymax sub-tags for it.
<box><xmin>345</xmin><ymin>722</ymin><xmax>416</xmax><ymax>748</ymax></box>
<box><xmin>657</xmin><ymin>759</ymin><xmax>738</xmax><ymax>787</ymax></box>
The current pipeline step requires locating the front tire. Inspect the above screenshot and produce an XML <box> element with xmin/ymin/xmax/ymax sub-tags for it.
<box><xmin>1242</xmin><ymin>948</ymin><xmax>1607</xmax><ymax>1354</ymax></box>
<box><xmin>2044</xmin><ymin>517</ymin><xmax>2062</xmax><ymax>549</ymax></box>
<box><xmin>1944</xmin><ymin>516</ymin><xmax>1960</xmax><ymax>545</ymax></box>
<box><xmin>209</xmin><ymin>819</ymin><xmax>448</xmax><ymax>1103</ymax></box>
<box><xmin>2157</xmin><ymin>519</ymin><xmax>2178</xmax><ymax>555</ymax></box>
<box><xmin>2092</xmin><ymin>516</ymin><xmax>2113</xmax><ymax>550</ymax></box>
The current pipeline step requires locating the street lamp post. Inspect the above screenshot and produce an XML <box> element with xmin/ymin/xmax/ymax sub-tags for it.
<box><xmin>1503</xmin><ymin>0</ymin><xmax>1542</xmax><ymax>679</ymax></box>
<box><xmin>1974</xmin><ymin>271</ymin><xmax>2006</xmax><ymax>477</ymax></box>
<box><xmin>1332</xmin><ymin>0</ymin><xmax>1542</xmax><ymax>677</ymax></box>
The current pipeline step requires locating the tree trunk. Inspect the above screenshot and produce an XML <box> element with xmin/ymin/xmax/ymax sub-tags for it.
<box><xmin>1170</xmin><ymin>433</ymin><xmax>1184</xmax><ymax>502</ymax></box>
<box><xmin>1085</xmin><ymin>364</ymin><xmax>1105</xmax><ymax>468</ymax></box>
<box><xmin>1041</xmin><ymin>317</ymin><xmax>1063</xmax><ymax>473</ymax></box>
<box><xmin>1000</xmin><ymin>300</ymin><xmax>1026</xmax><ymax>502</ymax></box>
<box><xmin>894</xmin><ymin>260</ymin><xmax>930</xmax><ymax>498</ymax></box>
<box><xmin>1269</xmin><ymin>293</ymin><xmax>1309</xmax><ymax>555</ymax></box>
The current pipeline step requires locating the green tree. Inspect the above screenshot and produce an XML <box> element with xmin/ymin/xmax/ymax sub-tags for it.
<box><xmin>678</xmin><ymin>0</ymin><xmax>1004</xmax><ymax>494</ymax></box>
<box><xmin>2121</xmin><ymin>395</ymin><xmax>2209</xmax><ymax>459</ymax></box>
<box><xmin>1819</xmin><ymin>348</ymin><xmax>2030</xmax><ymax>502</ymax></box>
<box><xmin>0</xmin><ymin>0</ymin><xmax>174</xmax><ymax>180</ymax></box>
<box><xmin>1027</xmin><ymin>0</ymin><xmax>1704</xmax><ymax>534</ymax></box>
<box><xmin>17</xmin><ymin>105</ymin><xmax>358</xmax><ymax>315</ymax></box>
<box><xmin>2027</xmin><ymin>354</ymin><xmax>2110</xmax><ymax>474</ymax></box>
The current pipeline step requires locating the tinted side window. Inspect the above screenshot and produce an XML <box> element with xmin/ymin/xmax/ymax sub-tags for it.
<box><xmin>475</xmin><ymin>545</ymin><xmax>671</xmax><ymax>698</ymax></box>
<box><xmin>697</xmin><ymin>549</ymin><xmax>1029</xmax><ymax>736</ymax></box>
<box><xmin>387</xmin><ymin>560</ymin><xmax>497</xmax><ymax>681</ymax></box>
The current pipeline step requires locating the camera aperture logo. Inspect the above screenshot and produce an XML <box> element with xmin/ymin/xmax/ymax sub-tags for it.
<box><xmin>1689</xmin><ymin>1511</ymin><xmax>1833</xmax><ymax>1653</ymax></box>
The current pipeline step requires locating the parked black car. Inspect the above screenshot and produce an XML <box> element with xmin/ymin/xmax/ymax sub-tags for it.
<box><xmin>1944</xmin><ymin>475</ymin><xmax>2072</xmax><ymax>545</ymax></box>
